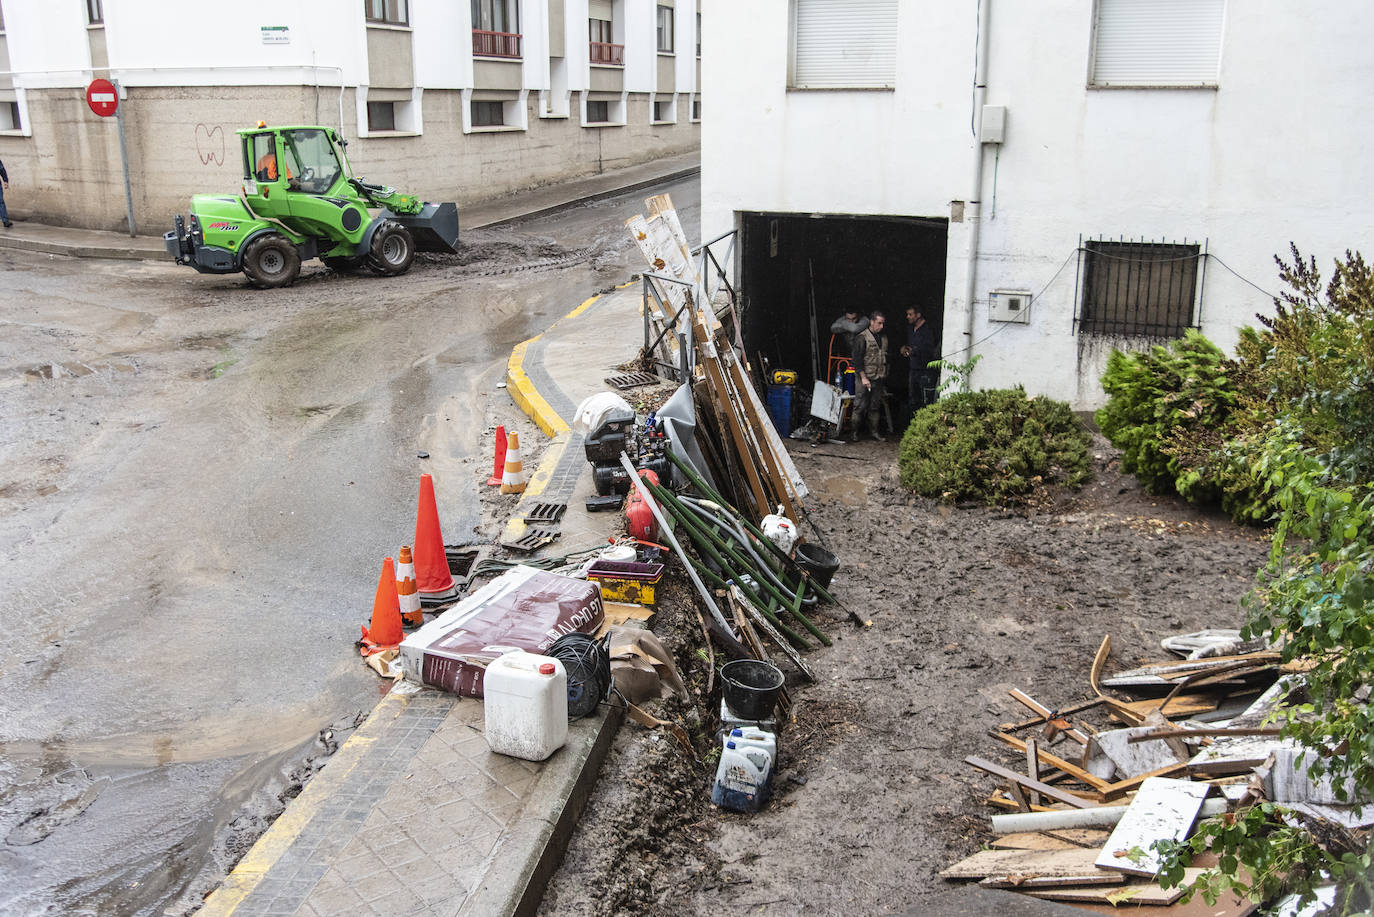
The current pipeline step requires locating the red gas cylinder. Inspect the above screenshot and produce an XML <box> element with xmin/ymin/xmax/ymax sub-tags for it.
<box><xmin>625</xmin><ymin>469</ymin><xmax>660</xmax><ymax>542</ymax></box>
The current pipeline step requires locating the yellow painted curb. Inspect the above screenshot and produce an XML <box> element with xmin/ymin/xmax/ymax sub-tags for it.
<box><xmin>197</xmin><ymin>691</ymin><xmax>412</xmax><ymax>916</ymax></box>
<box><xmin>501</xmin><ymin>434</ymin><xmax>571</xmax><ymax>544</ymax></box>
<box><xmin>505</xmin><ymin>335</ymin><xmax>570</xmax><ymax>439</ymax></box>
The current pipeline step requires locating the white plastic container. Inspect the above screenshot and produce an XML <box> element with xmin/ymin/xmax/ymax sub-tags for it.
<box><xmin>712</xmin><ymin>738</ymin><xmax>774</xmax><ymax>813</ymax></box>
<box><xmin>483</xmin><ymin>651</ymin><xmax>568</xmax><ymax>761</ymax></box>
<box><xmin>726</xmin><ymin>727</ymin><xmax>777</xmax><ymax>765</ymax></box>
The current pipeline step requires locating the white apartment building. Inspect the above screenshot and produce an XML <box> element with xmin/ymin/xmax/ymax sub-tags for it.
<box><xmin>701</xmin><ymin>0</ymin><xmax>1374</xmax><ymax>408</ymax></box>
<box><xmin>0</xmin><ymin>0</ymin><xmax>700</xmax><ymax>231</ymax></box>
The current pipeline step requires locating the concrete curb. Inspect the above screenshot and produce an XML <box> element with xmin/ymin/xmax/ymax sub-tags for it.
<box><xmin>197</xmin><ymin>689</ymin><xmax>411</xmax><ymax>916</ymax></box>
<box><xmin>0</xmin><ymin>235</ymin><xmax>165</xmax><ymax>262</ymax></box>
<box><xmin>472</xmin><ymin>165</ymin><xmax>700</xmax><ymax>230</ymax></box>
<box><xmin>506</xmin><ymin>334</ymin><xmax>573</xmax><ymax>439</ymax></box>
<box><xmin>460</xmin><ymin>703</ymin><xmax>626</xmax><ymax>917</ymax></box>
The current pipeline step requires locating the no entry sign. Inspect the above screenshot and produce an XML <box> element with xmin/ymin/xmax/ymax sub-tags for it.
<box><xmin>86</xmin><ymin>78</ymin><xmax>118</xmax><ymax>117</ymax></box>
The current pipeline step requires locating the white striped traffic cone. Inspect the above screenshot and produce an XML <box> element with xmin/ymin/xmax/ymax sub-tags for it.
<box><xmin>499</xmin><ymin>431</ymin><xmax>527</xmax><ymax>494</ymax></box>
<box><xmin>397</xmin><ymin>544</ymin><xmax>423</xmax><ymax>628</ymax></box>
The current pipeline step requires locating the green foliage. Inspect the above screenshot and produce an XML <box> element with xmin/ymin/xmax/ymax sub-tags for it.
<box><xmin>1154</xmin><ymin>804</ymin><xmax>1372</xmax><ymax>913</ymax></box>
<box><xmin>897</xmin><ymin>387</ymin><xmax>1092</xmax><ymax>505</ymax></box>
<box><xmin>1143</xmin><ymin>248</ymin><xmax>1374</xmax><ymax>913</ymax></box>
<box><xmin>1095</xmin><ymin>330</ymin><xmax>1272</xmax><ymax>521</ymax></box>
<box><xmin>929</xmin><ymin>353</ymin><xmax>982</xmax><ymax>395</ymax></box>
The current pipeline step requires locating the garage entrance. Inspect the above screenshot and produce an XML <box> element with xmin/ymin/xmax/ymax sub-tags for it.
<box><xmin>737</xmin><ymin>212</ymin><xmax>949</xmax><ymax>420</ymax></box>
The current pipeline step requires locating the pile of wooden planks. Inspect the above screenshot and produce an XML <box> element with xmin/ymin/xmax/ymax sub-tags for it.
<box><xmin>940</xmin><ymin>634</ymin><xmax>1307</xmax><ymax>915</ymax></box>
<box><xmin>625</xmin><ymin>195</ymin><xmax>808</xmax><ymax>523</ymax></box>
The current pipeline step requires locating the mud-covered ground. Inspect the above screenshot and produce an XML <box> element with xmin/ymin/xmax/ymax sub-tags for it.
<box><xmin>540</xmin><ymin>433</ymin><xmax>1272</xmax><ymax>916</ymax></box>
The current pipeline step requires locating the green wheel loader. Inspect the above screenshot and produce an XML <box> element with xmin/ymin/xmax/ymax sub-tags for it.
<box><xmin>164</xmin><ymin>123</ymin><xmax>458</xmax><ymax>288</ymax></box>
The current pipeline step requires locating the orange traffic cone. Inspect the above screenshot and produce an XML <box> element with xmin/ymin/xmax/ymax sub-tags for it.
<box><xmin>413</xmin><ymin>473</ymin><xmax>458</xmax><ymax>601</ymax></box>
<box><xmin>360</xmin><ymin>557</ymin><xmax>404</xmax><ymax>654</ymax></box>
<box><xmin>397</xmin><ymin>545</ymin><xmax>423</xmax><ymax>628</ymax></box>
<box><xmin>487</xmin><ymin>425</ymin><xmax>508</xmax><ymax>486</ymax></box>
<box><xmin>499</xmin><ymin>432</ymin><xmax>527</xmax><ymax>494</ymax></box>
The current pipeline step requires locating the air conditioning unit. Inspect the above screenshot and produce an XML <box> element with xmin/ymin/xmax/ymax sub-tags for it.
<box><xmin>988</xmin><ymin>289</ymin><xmax>1031</xmax><ymax>324</ymax></box>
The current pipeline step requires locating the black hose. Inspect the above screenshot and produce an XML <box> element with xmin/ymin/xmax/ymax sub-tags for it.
<box><xmin>548</xmin><ymin>633</ymin><xmax>612</xmax><ymax>719</ymax></box>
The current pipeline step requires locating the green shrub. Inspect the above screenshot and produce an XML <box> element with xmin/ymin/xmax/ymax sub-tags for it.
<box><xmin>898</xmin><ymin>388</ymin><xmax>1092</xmax><ymax>505</ymax></box>
<box><xmin>1095</xmin><ymin>330</ymin><xmax>1273</xmax><ymax>522</ymax></box>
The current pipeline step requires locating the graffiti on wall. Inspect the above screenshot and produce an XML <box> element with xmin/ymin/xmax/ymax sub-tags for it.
<box><xmin>194</xmin><ymin>124</ymin><xmax>226</xmax><ymax>167</ymax></box>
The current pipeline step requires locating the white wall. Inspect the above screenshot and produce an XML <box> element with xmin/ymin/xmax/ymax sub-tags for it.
<box><xmin>703</xmin><ymin>0</ymin><xmax>1374</xmax><ymax>407</ymax></box>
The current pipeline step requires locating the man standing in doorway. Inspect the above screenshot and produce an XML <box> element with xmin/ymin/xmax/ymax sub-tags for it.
<box><xmin>852</xmin><ymin>310</ymin><xmax>890</xmax><ymax>441</ymax></box>
<box><xmin>901</xmin><ymin>306</ymin><xmax>936</xmax><ymax>417</ymax></box>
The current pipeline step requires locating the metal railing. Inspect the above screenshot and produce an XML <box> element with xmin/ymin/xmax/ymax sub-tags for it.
<box><xmin>589</xmin><ymin>42</ymin><xmax>624</xmax><ymax>65</ymax></box>
<box><xmin>1074</xmin><ymin>236</ymin><xmax>1206</xmax><ymax>339</ymax></box>
<box><xmin>472</xmin><ymin>30</ymin><xmax>522</xmax><ymax>58</ymax></box>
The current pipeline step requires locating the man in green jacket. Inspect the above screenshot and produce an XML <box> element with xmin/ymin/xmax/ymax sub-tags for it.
<box><xmin>852</xmin><ymin>310</ymin><xmax>890</xmax><ymax>441</ymax></box>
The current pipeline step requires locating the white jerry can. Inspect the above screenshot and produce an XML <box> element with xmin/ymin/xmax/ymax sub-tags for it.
<box><xmin>483</xmin><ymin>651</ymin><xmax>569</xmax><ymax>761</ymax></box>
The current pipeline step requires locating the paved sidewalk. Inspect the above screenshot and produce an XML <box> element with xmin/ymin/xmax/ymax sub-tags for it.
<box><xmin>198</xmin><ymin>271</ymin><xmax>650</xmax><ymax>917</ymax></box>
<box><xmin>0</xmin><ymin>151</ymin><xmax>698</xmax><ymax>261</ymax></box>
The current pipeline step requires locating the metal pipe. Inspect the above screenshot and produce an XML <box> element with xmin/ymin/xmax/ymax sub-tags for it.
<box><xmin>959</xmin><ymin>0</ymin><xmax>993</xmax><ymax>385</ymax></box>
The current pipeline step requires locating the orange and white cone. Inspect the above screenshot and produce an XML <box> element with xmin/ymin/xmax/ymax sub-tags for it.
<box><xmin>397</xmin><ymin>545</ymin><xmax>423</xmax><ymax>628</ymax></box>
<box><xmin>360</xmin><ymin>557</ymin><xmax>404</xmax><ymax>655</ymax></box>
<box><xmin>499</xmin><ymin>431</ymin><xmax>527</xmax><ymax>494</ymax></box>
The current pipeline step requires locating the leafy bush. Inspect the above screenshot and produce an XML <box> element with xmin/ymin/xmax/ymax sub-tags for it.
<box><xmin>1095</xmin><ymin>329</ymin><xmax>1273</xmax><ymax>522</ymax></box>
<box><xmin>898</xmin><ymin>388</ymin><xmax>1092</xmax><ymax>505</ymax></box>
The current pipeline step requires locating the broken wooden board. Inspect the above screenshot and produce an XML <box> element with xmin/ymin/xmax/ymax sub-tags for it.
<box><xmin>1008</xmin><ymin>688</ymin><xmax>1092</xmax><ymax>746</ymax></box>
<box><xmin>1187</xmin><ymin>735</ymin><xmax>1293</xmax><ymax>777</ymax></box>
<box><xmin>1108</xmin><ymin>695</ymin><xmax>1221</xmax><ymax>722</ymax></box>
<box><xmin>1095</xmin><ymin>777</ymin><xmax>1211</xmax><ymax>876</ymax></box>
<box><xmin>1101</xmin><ymin>654</ymin><xmax>1280</xmax><ymax>688</ymax></box>
<box><xmin>993</xmin><ymin>733</ymin><xmax>1114</xmax><ymax>793</ymax></box>
<box><xmin>967</xmin><ymin>756</ymin><xmax>1100</xmax><ymax>809</ymax></box>
<box><xmin>939</xmin><ymin>846</ymin><xmax>1112</xmax><ymax>880</ymax></box>
<box><xmin>1023</xmin><ymin>870</ymin><xmax>1204</xmax><ymax>905</ymax></box>
<box><xmin>991</xmin><ymin>829</ymin><xmax>1110</xmax><ymax>851</ymax></box>
<box><xmin>980</xmin><ymin>873</ymin><xmax>1124</xmax><ymax>890</ymax></box>
<box><xmin>1047</xmin><ymin>887</ymin><xmax>1257</xmax><ymax>916</ymax></box>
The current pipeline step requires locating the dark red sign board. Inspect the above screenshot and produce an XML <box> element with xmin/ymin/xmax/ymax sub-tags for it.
<box><xmin>86</xmin><ymin>78</ymin><xmax>118</xmax><ymax>117</ymax></box>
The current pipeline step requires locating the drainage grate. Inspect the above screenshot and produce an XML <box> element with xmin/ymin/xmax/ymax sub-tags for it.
<box><xmin>523</xmin><ymin>502</ymin><xmax>567</xmax><ymax>524</ymax></box>
<box><xmin>604</xmin><ymin>371</ymin><xmax>662</xmax><ymax>390</ymax></box>
<box><xmin>503</xmin><ymin>527</ymin><xmax>561</xmax><ymax>553</ymax></box>
<box><xmin>443</xmin><ymin>546</ymin><xmax>482</xmax><ymax>581</ymax></box>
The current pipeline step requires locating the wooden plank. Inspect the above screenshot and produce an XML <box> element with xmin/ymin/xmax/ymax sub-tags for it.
<box><xmin>990</xmin><ymin>830</ymin><xmax>1110</xmax><ymax>851</ymax></box>
<box><xmin>984</xmin><ymin>792</ymin><xmax>1059</xmax><ymax>812</ymax></box>
<box><xmin>966</xmin><ymin>756</ymin><xmax>1099</xmax><ymax>809</ymax></box>
<box><xmin>1095</xmin><ymin>777</ymin><xmax>1211</xmax><ymax>876</ymax></box>
<box><xmin>1008</xmin><ymin>689</ymin><xmax>1092</xmax><ymax>745</ymax></box>
<box><xmin>939</xmin><ymin>846</ymin><xmax>1109</xmax><ymax>880</ymax></box>
<box><xmin>1023</xmin><ymin>871</ymin><xmax>1204</xmax><ymax>904</ymax></box>
<box><xmin>720</xmin><ymin>343</ymin><xmax>809</xmax><ymax>512</ymax></box>
<box><xmin>1098</xmin><ymin>762</ymin><xmax>1191</xmax><ymax>801</ymax></box>
<box><xmin>980</xmin><ymin>873</ymin><xmax>1124</xmax><ymax>890</ymax></box>
<box><xmin>1025</xmin><ymin>738</ymin><xmax>1042</xmax><ymax>808</ymax></box>
<box><xmin>1109</xmin><ymin>695</ymin><xmax>1220</xmax><ymax>721</ymax></box>
<box><xmin>1002</xmin><ymin>697</ymin><xmax>1106</xmax><ymax>733</ymax></box>
<box><xmin>694</xmin><ymin>315</ymin><xmax>770</xmax><ymax>518</ymax></box>
<box><xmin>994</xmin><ymin>733</ymin><xmax>1114</xmax><ymax>793</ymax></box>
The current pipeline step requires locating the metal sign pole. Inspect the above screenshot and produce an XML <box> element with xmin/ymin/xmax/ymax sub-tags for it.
<box><xmin>111</xmin><ymin>80</ymin><xmax>136</xmax><ymax>237</ymax></box>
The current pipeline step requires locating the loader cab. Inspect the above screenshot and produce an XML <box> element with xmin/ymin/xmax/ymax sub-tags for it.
<box><xmin>242</xmin><ymin>127</ymin><xmax>344</xmax><ymax>196</ymax></box>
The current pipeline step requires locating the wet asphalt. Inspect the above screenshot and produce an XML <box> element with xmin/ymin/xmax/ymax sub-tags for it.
<box><xmin>0</xmin><ymin>174</ymin><xmax>700</xmax><ymax>915</ymax></box>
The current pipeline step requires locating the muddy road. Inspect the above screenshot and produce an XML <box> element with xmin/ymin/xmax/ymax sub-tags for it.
<box><xmin>0</xmin><ymin>173</ymin><xmax>699</xmax><ymax>916</ymax></box>
<box><xmin>541</xmin><ymin>435</ymin><xmax>1272</xmax><ymax>915</ymax></box>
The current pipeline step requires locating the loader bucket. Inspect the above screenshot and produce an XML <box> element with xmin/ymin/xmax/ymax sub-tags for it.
<box><xmin>388</xmin><ymin>202</ymin><xmax>460</xmax><ymax>254</ymax></box>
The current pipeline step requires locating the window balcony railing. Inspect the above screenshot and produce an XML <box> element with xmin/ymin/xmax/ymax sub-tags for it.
<box><xmin>472</xmin><ymin>29</ymin><xmax>522</xmax><ymax>59</ymax></box>
<box><xmin>589</xmin><ymin>41</ymin><xmax>624</xmax><ymax>65</ymax></box>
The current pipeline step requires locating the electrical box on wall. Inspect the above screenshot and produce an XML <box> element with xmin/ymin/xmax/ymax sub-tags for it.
<box><xmin>980</xmin><ymin>105</ymin><xmax>1006</xmax><ymax>144</ymax></box>
<box><xmin>989</xmin><ymin>289</ymin><xmax>1031</xmax><ymax>324</ymax></box>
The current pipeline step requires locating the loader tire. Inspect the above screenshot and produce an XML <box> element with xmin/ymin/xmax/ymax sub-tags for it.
<box><xmin>366</xmin><ymin>220</ymin><xmax>415</xmax><ymax>277</ymax></box>
<box><xmin>242</xmin><ymin>234</ymin><xmax>301</xmax><ymax>289</ymax></box>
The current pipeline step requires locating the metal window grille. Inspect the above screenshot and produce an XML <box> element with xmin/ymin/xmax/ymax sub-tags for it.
<box><xmin>1076</xmin><ymin>238</ymin><xmax>1204</xmax><ymax>338</ymax></box>
<box><xmin>365</xmin><ymin>0</ymin><xmax>406</xmax><ymax>25</ymax></box>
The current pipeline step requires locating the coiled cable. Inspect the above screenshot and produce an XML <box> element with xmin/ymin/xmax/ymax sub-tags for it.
<box><xmin>548</xmin><ymin>633</ymin><xmax>612</xmax><ymax>719</ymax></box>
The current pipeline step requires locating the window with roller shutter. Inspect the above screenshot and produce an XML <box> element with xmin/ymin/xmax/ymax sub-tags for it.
<box><xmin>1089</xmin><ymin>0</ymin><xmax>1224</xmax><ymax>88</ymax></box>
<box><xmin>788</xmin><ymin>0</ymin><xmax>898</xmax><ymax>90</ymax></box>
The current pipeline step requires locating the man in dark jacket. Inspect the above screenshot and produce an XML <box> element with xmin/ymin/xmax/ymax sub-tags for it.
<box><xmin>852</xmin><ymin>310</ymin><xmax>890</xmax><ymax>441</ymax></box>
<box><xmin>0</xmin><ymin>158</ymin><xmax>10</xmax><ymax>228</ymax></box>
<box><xmin>902</xmin><ymin>306</ymin><xmax>937</xmax><ymax>413</ymax></box>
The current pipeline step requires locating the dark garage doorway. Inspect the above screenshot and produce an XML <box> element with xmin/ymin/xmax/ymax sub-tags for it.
<box><xmin>738</xmin><ymin>212</ymin><xmax>949</xmax><ymax>417</ymax></box>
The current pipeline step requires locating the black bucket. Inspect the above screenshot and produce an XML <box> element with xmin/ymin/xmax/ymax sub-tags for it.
<box><xmin>720</xmin><ymin>659</ymin><xmax>785</xmax><ymax>721</ymax></box>
<box><xmin>795</xmin><ymin>542</ymin><xmax>840</xmax><ymax>589</ymax></box>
